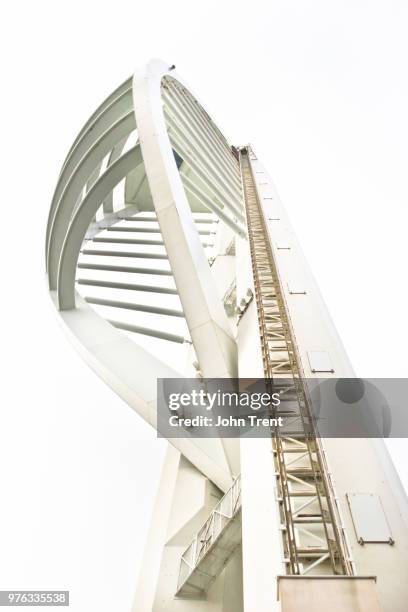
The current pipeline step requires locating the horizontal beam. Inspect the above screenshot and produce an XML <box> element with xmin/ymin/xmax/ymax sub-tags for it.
<box><xmin>77</xmin><ymin>263</ymin><xmax>172</xmax><ymax>276</ymax></box>
<box><xmin>92</xmin><ymin>237</ymin><xmax>213</xmax><ymax>247</ymax></box>
<box><xmin>107</xmin><ymin>226</ymin><xmax>162</xmax><ymax>233</ymax></box>
<box><xmin>121</xmin><ymin>216</ymin><xmax>158</xmax><ymax>222</ymax></box>
<box><xmin>122</xmin><ymin>216</ymin><xmax>215</xmax><ymax>224</ymax></box>
<box><xmin>85</xmin><ymin>296</ymin><xmax>184</xmax><ymax>317</ymax></box>
<box><xmin>77</xmin><ymin>278</ymin><xmax>177</xmax><ymax>294</ymax></box>
<box><xmin>164</xmin><ymin>108</ymin><xmax>242</xmax><ymax>204</ymax></box>
<box><xmin>169</xmin><ymin>130</ymin><xmax>243</xmax><ymax>222</ymax></box>
<box><xmin>181</xmin><ymin>173</ymin><xmax>246</xmax><ymax>238</ymax></box>
<box><xmin>109</xmin><ymin>319</ymin><xmax>186</xmax><ymax>343</ymax></box>
<box><xmin>106</xmin><ymin>227</ymin><xmax>213</xmax><ymax>235</ymax></box>
<box><xmin>93</xmin><ymin>237</ymin><xmax>164</xmax><ymax>245</ymax></box>
<box><xmin>81</xmin><ymin>249</ymin><xmax>168</xmax><ymax>260</ymax></box>
<box><xmin>163</xmin><ymin>80</ymin><xmax>240</xmax><ymax>182</ymax></box>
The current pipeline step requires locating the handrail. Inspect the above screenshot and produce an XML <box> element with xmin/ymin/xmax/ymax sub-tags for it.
<box><xmin>177</xmin><ymin>475</ymin><xmax>241</xmax><ymax>590</ymax></box>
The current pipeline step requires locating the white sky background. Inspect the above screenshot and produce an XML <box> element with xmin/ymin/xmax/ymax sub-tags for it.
<box><xmin>1</xmin><ymin>1</ymin><xmax>408</xmax><ymax>610</ymax></box>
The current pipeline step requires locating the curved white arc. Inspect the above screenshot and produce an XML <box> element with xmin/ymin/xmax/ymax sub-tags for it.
<box><xmin>45</xmin><ymin>83</ymin><xmax>133</xmax><ymax>258</ymax></box>
<box><xmin>57</xmin><ymin>146</ymin><xmax>143</xmax><ymax>310</ymax></box>
<box><xmin>49</xmin><ymin>89</ymin><xmax>133</xmax><ymax>221</ymax></box>
<box><xmin>47</xmin><ymin>112</ymin><xmax>136</xmax><ymax>288</ymax></box>
<box><xmin>102</xmin><ymin>136</ymin><xmax>129</xmax><ymax>213</ymax></box>
<box><xmin>132</xmin><ymin>59</ymin><xmax>238</xmax><ymax>380</ymax></box>
<box><xmin>62</xmin><ymin>77</ymin><xmax>132</xmax><ymax>168</ymax></box>
<box><xmin>50</xmin><ymin>292</ymin><xmax>233</xmax><ymax>493</ymax></box>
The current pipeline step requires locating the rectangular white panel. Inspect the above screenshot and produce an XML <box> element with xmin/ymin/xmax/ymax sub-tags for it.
<box><xmin>347</xmin><ymin>493</ymin><xmax>392</xmax><ymax>543</ymax></box>
<box><xmin>307</xmin><ymin>350</ymin><xmax>334</xmax><ymax>373</ymax></box>
<box><xmin>276</xmin><ymin>242</ymin><xmax>291</xmax><ymax>250</ymax></box>
<box><xmin>278</xmin><ymin>577</ymin><xmax>381</xmax><ymax>612</ymax></box>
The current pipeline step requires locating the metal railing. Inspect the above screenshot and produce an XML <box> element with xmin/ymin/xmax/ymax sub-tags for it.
<box><xmin>177</xmin><ymin>475</ymin><xmax>241</xmax><ymax>590</ymax></box>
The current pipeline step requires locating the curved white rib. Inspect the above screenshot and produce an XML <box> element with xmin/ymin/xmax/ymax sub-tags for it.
<box><xmin>45</xmin><ymin>59</ymin><xmax>243</xmax><ymax>489</ymax></box>
<box><xmin>133</xmin><ymin>59</ymin><xmax>238</xmax><ymax>380</ymax></box>
<box><xmin>46</xmin><ymin>78</ymin><xmax>133</xmax><ymax>257</ymax></box>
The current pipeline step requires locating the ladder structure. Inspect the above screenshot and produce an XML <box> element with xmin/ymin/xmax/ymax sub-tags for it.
<box><xmin>240</xmin><ymin>148</ymin><xmax>353</xmax><ymax>577</ymax></box>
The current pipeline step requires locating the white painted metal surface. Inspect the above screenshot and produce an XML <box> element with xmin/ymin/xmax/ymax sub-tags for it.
<box><xmin>347</xmin><ymin>494</ymin><xmax>393</xmax><ymax>544</ymax></box>
<box><xmin>307</xmin><ymin>351</ymin><xmax>335</xmax><ymax>373</ymax></box>
<box><xmin>45</xmin><ymin>58</ymin><xmax>408</xmax><ymax>612</ymax></box>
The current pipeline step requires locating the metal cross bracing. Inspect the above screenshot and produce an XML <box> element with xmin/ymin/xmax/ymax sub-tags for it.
<box><xmin>239</xmin><ymin>148</ymin><xmax>353</xmax><ymax>577</ymax></box>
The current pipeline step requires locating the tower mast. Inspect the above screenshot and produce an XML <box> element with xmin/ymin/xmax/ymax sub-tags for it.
<box><xmin>46</xmin><ymin>59</ymin><xmax>408</xmax><ymax>612</ymax></box>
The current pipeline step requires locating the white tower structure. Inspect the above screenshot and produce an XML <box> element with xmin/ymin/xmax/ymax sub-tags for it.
<box><xmin>46</xmin><ymin>59</ymin><xmax>408</xmax><ymax>612</ymax></box>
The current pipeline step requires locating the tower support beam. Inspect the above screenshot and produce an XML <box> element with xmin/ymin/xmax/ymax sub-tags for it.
<box><xmin>132</xmin><ymin>60</ymin><xmax>238</xmax><ymax>382</ymax></box>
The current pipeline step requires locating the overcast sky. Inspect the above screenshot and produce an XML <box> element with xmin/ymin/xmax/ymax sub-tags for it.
<box><xmin>2</xmin><ymin>1</ymin><xmax>408</xmax><ymax>610</ymax></box>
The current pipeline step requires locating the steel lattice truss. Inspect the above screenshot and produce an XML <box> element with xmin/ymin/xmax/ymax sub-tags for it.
<box><xmin>241</xmin><ymin>150</ymin><xmax>352</xmax><ymax>577</ymax></box>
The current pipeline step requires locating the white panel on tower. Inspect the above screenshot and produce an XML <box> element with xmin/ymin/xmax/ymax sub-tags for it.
<box><xmin>347</xmin><ymin>493</ymin><xmax>393</xmax><ymax>544</ymax></box>
<box><xmin>307</xmin><ymin>350</ymin><xmax>334</xmax><ymax>373</ymax></box>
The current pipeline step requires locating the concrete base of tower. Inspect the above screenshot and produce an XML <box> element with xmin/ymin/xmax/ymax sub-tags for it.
<box><xmin>277</xmin><ymin>576</ymin><xmax>381</xmax><ymax>612</ymax></box>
